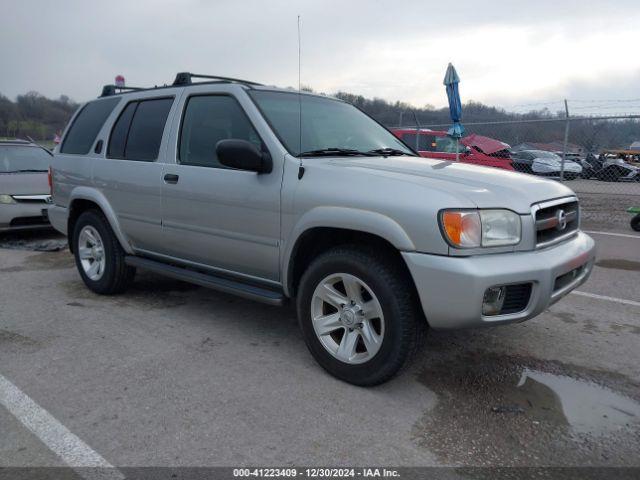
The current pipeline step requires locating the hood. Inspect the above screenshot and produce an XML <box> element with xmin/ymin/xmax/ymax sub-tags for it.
<box><xmin>461</xmin><ymin>133</ymin><xmax>511</xmax><ymax>155</ymax></box>
<box><xmin>0</xmin><ymin>171</ymin><xmax>49</xmax><ymax>195</ymax></box>
<box><xmin>330</xmin><ymin>156</ymin><xmax>575</xmax><ymax>214</ymax></box>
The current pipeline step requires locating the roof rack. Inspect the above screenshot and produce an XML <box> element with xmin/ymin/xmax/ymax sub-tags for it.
<box><xmin>100</xmin><ymin>85</ymin><xmax>145</xmax><ymax>97</ymax></box>
<box><xmin>172</xmin><ymin>72</ymin><xmax>263</xmax><ymax>87</ymax></box>
<box><xmin>99</xmin><ymin>73</ymin><xmax>263</xmax><ymax>98</ymax></box>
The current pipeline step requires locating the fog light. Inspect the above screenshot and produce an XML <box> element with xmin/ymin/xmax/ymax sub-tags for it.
<box><xmin>482</xmin><ymin>286</ymin><xmax>506</xmax><ymax>316</ymax></box>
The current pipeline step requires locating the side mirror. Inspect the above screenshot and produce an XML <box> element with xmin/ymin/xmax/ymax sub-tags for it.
<box><xmin>216</xmin><ymin>139</ymin><xmax>272</xmax><ymax>174</ymax></box>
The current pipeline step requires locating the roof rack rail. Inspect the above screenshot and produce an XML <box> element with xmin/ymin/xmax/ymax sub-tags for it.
<box><xmin>172</xmin><ymin>72</ymin><xmax>262</xmax><ymax>87</ymax></box>
<box><xmin>100</xmin><ymin>84</ymin><xmax>145</xmax><ymax>97</ymax></box>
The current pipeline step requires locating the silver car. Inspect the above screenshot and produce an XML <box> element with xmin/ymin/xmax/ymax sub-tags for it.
<box><xmin>0</xmin><ymin>140</ymin><xmax>52</xmax><ymax>231</ymax></box>
<box><xmin>512</xmin><ymin>149</ymin><xmax>583</xmax><ymax>179</ymax></box>
<box><xmin>49</xmin><ymin>73</ymin><xmax>596</xmax><ymax>385</ymax></box>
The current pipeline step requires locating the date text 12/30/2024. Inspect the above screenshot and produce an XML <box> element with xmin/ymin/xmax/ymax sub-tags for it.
<box><xmin>233</xmin><ymin>468</ymin><xmax>401</xmax><ymax>478</ymax></box>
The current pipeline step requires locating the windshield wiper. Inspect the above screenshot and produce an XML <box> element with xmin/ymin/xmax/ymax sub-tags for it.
<box><xmin>4</xmin><ymin>169</ymin><xmax>48</xmax><ymax>173</ymax></box>
<box><xmin>367</xmin><ymin>148</ymin><xmax>414</xmax><ymax>157</ymax></box>
<box><xmin>298</xmin><ymin>148</ymin><xmax>376</xmax><ymax>157</ymax></box>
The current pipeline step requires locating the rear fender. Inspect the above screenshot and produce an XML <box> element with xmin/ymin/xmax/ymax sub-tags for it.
<box><xmin>69</xmin><ymin>187</ymin><xmax>133</xmax><ymax>254</ymax></box>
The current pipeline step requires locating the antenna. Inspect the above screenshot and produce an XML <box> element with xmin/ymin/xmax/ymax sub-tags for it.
<box><xmin>297</xmin><ymin>14</ymin><xmax>305</xmax><ymax>179</ymax></box>
<box><xmin>297</xmin><ymin>15</ymin><xmax>302</xmax><ymax>152</ymax></box>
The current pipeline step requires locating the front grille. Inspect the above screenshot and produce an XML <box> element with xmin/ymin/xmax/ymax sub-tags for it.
<box><xmin>10</xmin><ymin>216</ymin><xmax>49</xmax><ymax>227</ymax></box>
<box><xmin>500</xmin><ymin>283</ymin><xmax>533</xmax><ymax>314</ymax></box>
<box><xmin>534</xmin><ymin>199</ymin><xmax>579</xmax><ymax>247</ymax></box>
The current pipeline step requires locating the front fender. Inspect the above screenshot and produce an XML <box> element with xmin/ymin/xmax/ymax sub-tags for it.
<box><xmin>281</xmin><ymin>206</ymin><xmax>416</xmax><ymax>296</ymax></box>
<box><xmin>69</xmin><ymin>187</ymin><xmax>134</xmax><ymax>254</ymax></box>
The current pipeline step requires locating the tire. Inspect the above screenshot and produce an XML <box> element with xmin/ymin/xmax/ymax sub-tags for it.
<box><xmin>72</xmin><ymin>210</ymin><xmax>135</xmax><ymax>294</ymax></box>
<box><xmin>631</xmin><ymin>214</ymin><xmax>640</xmax><ymax>232</ymax></box>
<box><xmin>296</xmin><ymin>246</ymin><xmax>424</xmax><ymax>386</ymax></box>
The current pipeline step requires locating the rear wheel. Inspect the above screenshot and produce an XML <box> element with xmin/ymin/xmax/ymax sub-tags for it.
<box><xmin>73</xmin><ymin>210</ymin><xmax>135</xmax><ymax>294</ymax></box>
<box><xmin>297</xmin><ymin>246</ymin><xmax>423</xmax><ymax>386</ymax></box>
<box><xmin>631</xmin><ymin>214</ymin><xmax>640</xmax><ymax>232</ymax></box>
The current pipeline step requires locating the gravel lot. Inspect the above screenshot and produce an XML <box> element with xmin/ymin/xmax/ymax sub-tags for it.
<box><xmin>0</xmin><ymin>228</ymin><xmax>639</xmax><ymax>475</ymax></box>
<box><xmin>579</xmin><ymin>192</ymin><xmax>640</xmax><ymax>234</ymax></box>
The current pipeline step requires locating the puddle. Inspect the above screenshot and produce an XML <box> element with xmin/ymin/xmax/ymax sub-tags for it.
<box><xmin>512</xmin><ymin>369</ymin><xmax>640</xmax><ymax>436</ymax></box>
<box><xmin>0</xmin><ymin>329</ymin><xmax>38</xmax><ymax>346</ymax></box>
<box><xmin>0</xmin><ymin>329</ymin><xmax>41</xmax><ymax>354</ymax></box>
<box><xmin>22</xmin><ymin>250</ymin><xmax>75</xmax><ymax>270</ymax></box>
<box><xmin>596</xmin><ymin>259</ymin><xmax>640</xmax><ymax>272</ymax></box>
<box><xmin>0</xmin><ymin>231</ymin><xmax>67</xmax><ymax>252</ymax></box>
<box><xmin>414</xmin><ymin>349</ymin><xmax>640</xmax><ymax>466</ymax></box>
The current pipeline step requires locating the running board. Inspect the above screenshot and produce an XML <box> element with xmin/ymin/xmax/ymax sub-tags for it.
<box><xmin>125</xmin><ymin>256</ymin><xmax>285</xmax><ymax>306</ymax></box>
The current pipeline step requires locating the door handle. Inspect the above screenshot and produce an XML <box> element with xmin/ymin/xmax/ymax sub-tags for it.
<box><xmin>164</xmin><ymin>173</ymin><xmax>179</xmax><ymax>184</ymax></box>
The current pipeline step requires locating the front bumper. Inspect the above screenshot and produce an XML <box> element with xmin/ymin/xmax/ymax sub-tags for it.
<box><xmin>0</xmin><ymin>202</ymin><xmax>51</xmax><ymax>232</ymax></box>
<box><xmin>402</xmin><ymin>231</ymin><xmax>596</xmax><ymax>330</ymax></box>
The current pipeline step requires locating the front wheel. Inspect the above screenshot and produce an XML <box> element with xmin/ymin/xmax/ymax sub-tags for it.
<box><xmin>297</xmin><ymin>246</ymin><xmax>424</xmax><ymax>386</ymax></box>
<box><xmin>631</xmin><ymin>214</ymin><xmax>640</xmax><ymax>232</ymax></box>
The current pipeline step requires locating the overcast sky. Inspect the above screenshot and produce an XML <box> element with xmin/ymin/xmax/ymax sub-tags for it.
<box><xmin>2</xmin><ymin>0</ymin><xmax>639</xmax><ymax>114</ymax></box>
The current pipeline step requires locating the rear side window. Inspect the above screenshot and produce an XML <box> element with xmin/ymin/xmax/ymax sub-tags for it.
<box><xmin>107</xmin><ymin>97</ymin><xmax>173</xmax><ymax>161</ymax></box>
<box><xmin>435</xmin><ymin>136</ymin><xmax>465</xmax><ymax>153</ymax></box>
<box><xmin>179</xmin><ymin>95</ymin><xmax>262</xmax><ymax>169</ymax></box>
<box><xmin>61</xmin><ymin>98</ymin><xmax>120</xmax><ymax>154</ymax></box>
<box><xmin>107</xmin><ymin>102</ymin><xmax>137</xmax><ymax>159</ymax></box>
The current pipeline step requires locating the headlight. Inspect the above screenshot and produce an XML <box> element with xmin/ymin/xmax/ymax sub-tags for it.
<box><xmin>440</xmin><ymin>209</ymin><xmax>521</xmax><ymax>248</ymax></box>
<box><xmin>479</xmin><ymin>209</ymin><xmax>522</xmax><ymax>246</ymax></box>
<box><xmin>0</xmin><ymin>194</ymin><xmax>16</xmax><ymax>204</ymax></box>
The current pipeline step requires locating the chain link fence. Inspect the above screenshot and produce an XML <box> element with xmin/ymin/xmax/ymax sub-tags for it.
<box><xmin>394</xmin><ymin>113</ymin><xmax>640</xmax><ymax>233</ymax></box>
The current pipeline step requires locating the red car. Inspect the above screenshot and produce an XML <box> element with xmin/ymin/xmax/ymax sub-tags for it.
<box><xmin>390</xmin><ymin>128</ymin><xmax>514</xmax><ymax>171</ymax></box>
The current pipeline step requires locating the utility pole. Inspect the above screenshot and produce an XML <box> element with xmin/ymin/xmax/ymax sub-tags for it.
<box><xmin>413</xmin><ymin>111</ymin><xmax>421</xmax><ymax>151</ymax></box>
<box><xmin>560</xmin><ymin>99</ymin><xmax>570</xmax><ymax>182</ymax></box>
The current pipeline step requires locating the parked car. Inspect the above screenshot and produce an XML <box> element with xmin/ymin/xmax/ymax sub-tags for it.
<box><xmin>0</xmin><ymin>139</ymin><xmax>53</xmax><ymax>232</ymax></box>
<box><xmin>581</xmin><ymin>154</ymin><xmax>639</xmax><ymax>182</ymax></box>
<box><xmin>511</xmin><ymin>150</ymin><xmax>582</xmax><ymax>179</ymax></box>
<box><xmin>49</xmin><ymin>73</ymin><xmax>595</xmax><ymax>386</ymax></box>
<box><xmin>390</xmin><ymin>128</ymin><xmax>514</xmax><ymax>170</ymax></box>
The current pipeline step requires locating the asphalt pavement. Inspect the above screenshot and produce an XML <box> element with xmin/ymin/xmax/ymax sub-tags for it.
<box><xmin>0</xmin><ymin>228</ymin><xmax>638</xmax><ymax>474</ymax></box>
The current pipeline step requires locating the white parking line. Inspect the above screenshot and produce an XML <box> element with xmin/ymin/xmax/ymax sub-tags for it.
<box><xmin>584</xmin><ymin>230</ymin><xmax>640</xmax><ymax>239</ymax></box>
<box><xmin>572</xmin><ymin>290</ymin><xmax>640</xmax><ymax>308</ymax></box>
<box><xmin>0</xmin><ymin>373</ymin><xmax>124</xmax><ymax>480</ymax></box>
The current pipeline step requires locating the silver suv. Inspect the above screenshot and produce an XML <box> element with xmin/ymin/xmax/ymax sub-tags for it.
<box><xmin>49</xmin><ymin>73</ymin><xmax>596</xmax><ymax>385</ymax></box>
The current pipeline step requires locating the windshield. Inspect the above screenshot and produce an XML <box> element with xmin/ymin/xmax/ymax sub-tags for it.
<box><xmin>531</xmin><ymin>150</ymin><xmax>560</xmax><ymax>160</ymax></box>
<box><xmin>0</xmin><ymin>146</ymin><xmax>52</xmax><ymax>173</ymax></box>
<box><xmin>249</xmin><ymin>90</ymin><xmax>414</xmax><ymax>156</ymax></box>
